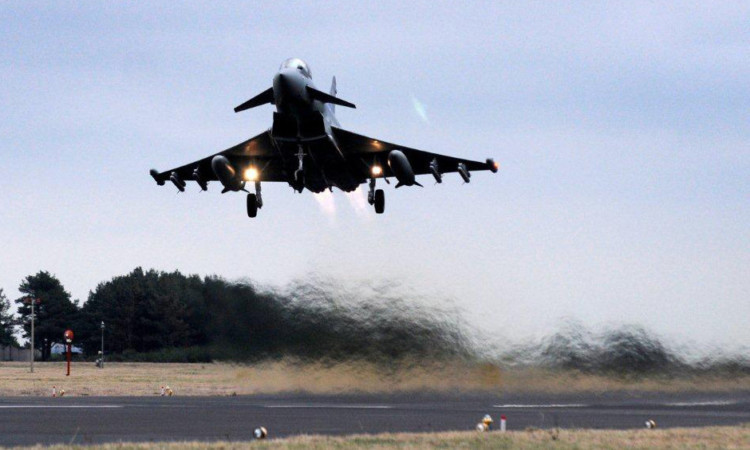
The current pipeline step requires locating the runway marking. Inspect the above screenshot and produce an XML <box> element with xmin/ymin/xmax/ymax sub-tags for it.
<box><xmin>664</xmin><ymin>400</ymin><xmax>737</xmax><ymax>407</ymax></box>
<box><xmin>265</xmin><ymin>404</ymin><xmax>392</xmax><ymax>409</ymax></box>
<box><xmin>493</xmin><ymin>404</ymin><xmax>587</xmax><ymax>408</ymax></box>
<box><xmin>494</xmin><ymin>401</ymin><xmax>739</xmax><ymax>409</ymax></box>
<box><xmin>0</xmin><ymin>405</ymin><xmax>122</xmax><ymax>409</ymax></box>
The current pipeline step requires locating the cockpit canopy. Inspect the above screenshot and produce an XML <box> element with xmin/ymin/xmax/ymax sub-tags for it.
<box><xmin>280</xmin><ymin>58</ymin><xmax>312</xmax><ymax>79</ymax></box>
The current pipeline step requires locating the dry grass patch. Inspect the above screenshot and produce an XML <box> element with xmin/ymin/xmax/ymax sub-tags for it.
<box><xmin>9</xmin><ymin>426</ymin><xmax>750</xmax><ymax>449</ymax></box>
<box><xmin>0</xmin><ymin>361</ymin><xmax>747</xmax><ymax>397</ymax></box>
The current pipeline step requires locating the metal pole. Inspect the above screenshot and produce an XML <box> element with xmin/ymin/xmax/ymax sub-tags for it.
<box><xmin>100</xmin><ymin>321</ymin><xmax>104</xmax><ymax>369</ymax></box>
<box><xmin>30</xmin><ymin>299</ymin><xmax>34</xmax><ymax>373</ymax></box>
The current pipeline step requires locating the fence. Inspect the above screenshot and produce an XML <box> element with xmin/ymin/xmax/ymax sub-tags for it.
<box><xmin>0</xmin><ymin>345</ymin><xmax>40</xmax><ymax>362</ymax></box>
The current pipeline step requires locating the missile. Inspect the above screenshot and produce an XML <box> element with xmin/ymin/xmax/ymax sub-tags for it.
<box><xmin>169</xmin><ymin>172</ymin><xmax>186</xmax><ymax>192</ymax></box>
<box><xmin>429</xmin><ymin>158</ymin><xmax>442</xmax><ymax>184</ymax></box>
<box><xmin>457</xmin><ymin>162</ymin><xmax>471</xmax><ymax>183</ymax></box>
<box><xmin>192</xmin><ymin>167</ymin><xmax>208</xmax><ymax>191</ymax></box>
<box><xmin>211</xmin><ymin>155</ymin><xmax>245</xmax><ymax>192</ymax></box>
<box><xmin>388</xmin><ymin>150</ymin><xmax>421</xmax><ymax>188</ymax></box>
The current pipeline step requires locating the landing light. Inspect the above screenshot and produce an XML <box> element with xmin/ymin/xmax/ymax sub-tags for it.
<box><xmin>244</xmin><ymin>167</ymin><xmax>259</xmax><ymax>181</ymax></box>
<box><xmin>371</xmin><ymin>165</ymin><xmax>383</xmax><ymax>177</ymax></box>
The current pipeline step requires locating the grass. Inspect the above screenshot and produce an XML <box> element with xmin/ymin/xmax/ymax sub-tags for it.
<box><xmin>0</xmin><ymin>361</ymin><xmax>748</xmax><ymax>396</ymax></box>
<box><xmin>10</xmin><ymin>426</ymin><xmax>750</xmax><ymax>449</ymax></box>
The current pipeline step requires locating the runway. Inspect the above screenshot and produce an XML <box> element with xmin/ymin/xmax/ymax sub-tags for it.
<box><xmin>1</xmin><ymin>391</ymin><xmax>748</xmax><ymax>446</ymax></box>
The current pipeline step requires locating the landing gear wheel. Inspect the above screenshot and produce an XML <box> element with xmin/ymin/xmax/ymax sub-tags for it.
<box><xmin>374</xmin><ymin>189</ymin><xmax>385</xmax><ymax>214</ymax></box>
<box><xmin>247</xmin><ymin>193</ymin><xmax>258</xmax><ymax>218</ymax></box>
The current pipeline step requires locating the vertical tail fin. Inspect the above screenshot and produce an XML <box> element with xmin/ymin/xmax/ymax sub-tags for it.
<box><xmin>329</xmin><ymin>76</ymin><xmax>337</xmax><ymax>113</ymax></box>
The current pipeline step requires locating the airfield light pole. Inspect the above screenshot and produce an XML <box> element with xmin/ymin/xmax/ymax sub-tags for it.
<box><xmin>100</xmin><ymin>321</ymin><xmax>105</xmax><ymax>369</ymax></box>
<box><xmin>30</xmin><ymin>298</ymin><xmax>34</xmax><ymax>373</ymax></box>
<box><xmin>25</xmin><ymin>297</ymin><xmax>40</xmax><ymax>373</ymax></box>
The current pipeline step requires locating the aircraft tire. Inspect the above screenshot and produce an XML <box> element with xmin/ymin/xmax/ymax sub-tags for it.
<box><xmin>374</xmin><ymin>189</ymin><xmax>385</xmax><ymax>214</ymax></box>
<box><xmin>247</xmin><ymin>193</ymin><xmax>258</xmax><ymax>218</ymax></box>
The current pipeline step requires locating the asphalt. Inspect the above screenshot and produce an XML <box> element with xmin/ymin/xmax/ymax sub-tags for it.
<box><xmin>1</xmin><ymin>391</ymin><xmax>748</xmax><ymax>446</ymax></box>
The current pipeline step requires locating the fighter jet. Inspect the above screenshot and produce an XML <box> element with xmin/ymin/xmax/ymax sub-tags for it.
<box><xmin>150</xmin><ymin>58</ymin><xmax>499</xmax><ymax>217</ymax></box>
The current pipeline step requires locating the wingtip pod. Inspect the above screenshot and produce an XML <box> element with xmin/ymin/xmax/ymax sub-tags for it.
<box><xmin>486</xmin><ymin>158</ymin><xmax>499</xmax><ymax>173</ymax></box>
<box><xmin>150</xmin><ymin>169</ymin><xmax>166</xmax><ymax>186</ymax></box>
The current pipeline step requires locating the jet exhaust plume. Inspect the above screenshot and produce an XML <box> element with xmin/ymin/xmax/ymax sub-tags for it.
<box><xmin>313</xmin><ymin>190</ymin><xmax>336</xmax><ymax>218</ymax></box>
<box><xmin>206</xmin><ymin>277</ymin><xmax>476</xmax><ymax>365</ymax></box>
<box><xmin>345</xmin><ymin>186</ymin><xmax>370</xmax><ymax>218</ymax></box>
<box><xmin>80</xmin><ymin>268</ymin><xmax>749</xmax><ymax>377</ymax></box>
<box><xmin>497</xmin><ymin>320</ymin><xmax>750</xmax><ymax>377</ymax></box>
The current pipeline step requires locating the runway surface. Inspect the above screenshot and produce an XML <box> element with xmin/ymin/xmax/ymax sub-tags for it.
<box><xmin>1</xmin><ymin>391</ymin><xmax>748</xmax><ymax>446</ymax></box>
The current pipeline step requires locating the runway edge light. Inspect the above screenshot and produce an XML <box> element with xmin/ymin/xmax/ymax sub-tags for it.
<box><xmin>254</xmin><ymin>427</ymin><xmax>268</xmax><ymax>439</ymax></box>
<box><xmin>476</xmin><ymin>414</ymin><xmax>493</xmax><ymax>432</ymax></box>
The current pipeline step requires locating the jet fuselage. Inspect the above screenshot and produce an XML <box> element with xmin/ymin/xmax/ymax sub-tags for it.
<box><xmin>269</xmin><ymin>58</ymin><xmax>353</xmax><ymax>193</ymax></box>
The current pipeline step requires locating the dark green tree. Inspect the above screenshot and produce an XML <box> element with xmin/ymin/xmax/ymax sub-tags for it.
<box><xmin>15</xmin><ymin>272</ymin><xmax>80</xmax><ymax>360</ymax></box>
<box><xmin>0</xmin><ymin>289</ymin><xmax>18</xmax><ymax>347</ymax></box>
<box><xmin>78</xmin><ymin>268</ymin><xmax>207</xmax><ymax>355</ymax></box>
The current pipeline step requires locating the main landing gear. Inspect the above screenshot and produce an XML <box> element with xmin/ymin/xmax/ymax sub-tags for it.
<box><xmin>247</xmin><ymin>181</ymin><xmax>263</xmax><ymax>218</ymax></box>
<box><xmin>368</xmin><ymin>178</ymin><xmax>385</xmax><ymax>214</ymax></box>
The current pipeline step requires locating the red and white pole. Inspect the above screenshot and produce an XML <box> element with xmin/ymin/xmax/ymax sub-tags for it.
<box><xmin>500</xmin><ymin>414</ymin><xmax>507</xmax><ymax>432</ymax></box>
<box><xmin>63</xmin><ymin>329</ymin><xmax>74</xmax><ymax>377</ymax></box>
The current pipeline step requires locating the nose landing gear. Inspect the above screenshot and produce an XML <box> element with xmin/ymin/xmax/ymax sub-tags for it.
<box><xmin>291</xmin><ymin>145</ymin><xmax>306</xmax><ymax>193</ymax></box>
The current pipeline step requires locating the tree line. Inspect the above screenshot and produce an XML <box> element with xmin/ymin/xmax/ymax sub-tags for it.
<box><xmin>0</xmin><ymin>269</ymin><xmax>472</xmax><ymax>363</ymax></box>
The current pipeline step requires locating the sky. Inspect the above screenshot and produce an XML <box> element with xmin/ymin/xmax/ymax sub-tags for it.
<box><xmin>1</xmin><ymin>2</ymin><xmax>748</xmax><ymax>351</ymax></box>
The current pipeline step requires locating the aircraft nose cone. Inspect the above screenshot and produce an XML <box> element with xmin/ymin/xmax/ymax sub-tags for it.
<box><xmin>274</xmin><ymin>70</ymin><xmax>296</xmax><ymax>89</ymax></box>
<box><xmin>273</xmin><ymin>72</ymin><xmax>287</xmax><ymax>104</ymax></box>
<box><xmin>273</xmin><ymin>69</ymin><xmax>305</xmax><ymax>105</ymax></box>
